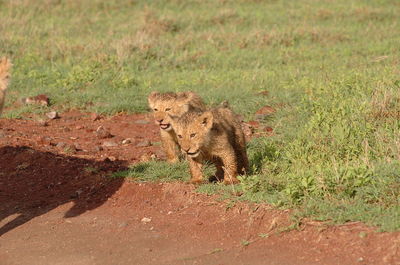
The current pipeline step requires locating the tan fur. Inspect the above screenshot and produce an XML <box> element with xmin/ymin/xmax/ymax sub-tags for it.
<box><xmin>170</xmin><ymin>106</ymin><xmax>249</xmax><ymax>184</ymax></box>
<box><xmin>0</xmin><ymin>57</ymin><xmax>11</xmax><ymax>116</ymax></box>
<box><xmin>148</xmin><ymin>91</ymin><xmax>206</xmax><ymax>163</ymax></box>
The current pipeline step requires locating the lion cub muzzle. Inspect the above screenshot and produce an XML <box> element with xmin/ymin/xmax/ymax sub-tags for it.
<box><xmin>157</xmin><ymin>119</ymin><xmax>171</xmax><ymax>131</ymax></box>
<box><xmin>185</xmin><ymin>149</ymin><xmax>200</xmax><ymax>158</ymax></box>
<box><xmin>154</xmin><ymin>115</ymin><xmax>172</xmax><ymax>131</ymax></box>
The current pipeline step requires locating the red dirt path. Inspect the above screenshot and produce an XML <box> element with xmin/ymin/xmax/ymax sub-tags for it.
<box><xmin>0</xmin><ymin>111</ymin><xmax>399</xmax><ymax>265</ymax></box>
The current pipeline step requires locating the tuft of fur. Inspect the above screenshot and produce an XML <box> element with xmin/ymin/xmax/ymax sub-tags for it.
<box><xmin>0</xmin><ymin>57</ymin><xmax>12</xmax><ymax>116</ymax></box>
<box><xmin>170</xmin><ymin>106</ymin><xmax>249</xmax><ymax>184</ymax></box>
<box><xmin>148</xmin><ymin>91</ymin><xmax>206</xmax><ymax>163</ymax></box>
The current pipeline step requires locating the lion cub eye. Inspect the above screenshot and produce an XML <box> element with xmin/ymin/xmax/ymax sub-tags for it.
<box><xmin>190</xmin><ymin>133</ymin><xmax>196</xmax><ymax>138</ymax></box>
<box><xmin>153</xmin><ymin>108</ymin><xmax>158</xmax><ymax>111</ymax></box>
<box><xmin>177</xmin><ymin>134</ymin><xmax>183</xmax><ymax>139</ymax></box>
<box><xmin>165</xmin><ymin>108</ymin><xmax>171</xmax><ymax>111</ymax></box>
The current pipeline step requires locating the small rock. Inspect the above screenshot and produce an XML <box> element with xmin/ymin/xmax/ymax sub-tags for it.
<box><xmin>56</xmin><ymin>142</ymin><xmax>67</xmax><ymax>149</ymax></box>
<box><xmin>107</xmin><ymin>156</ymin><xmax>117</xmax><ymax>161</ymax></box>
<box><xmin>38</xmin><ymin>136</ymin><xmax>52</xmax><ymax>145</ymax></box>
<box><xmin>134</xmin><ymin>119</ymin><xmax>150</xmax><ymax>124</ymax></box>
<box><xmin>140</xmin><ymin>153</ymin><xmax>156</xmax><ymax>162</ymax></box>
<box><xmin>136</xmin><ymin>140</ymin><xmax>152</xmax><ymax>147</ymax></box>
<box><xmin>61</xmin><ymin>127</ymin><xmax>71</xmax><ymax>132</ymax></box>
<box><xmin>102</xmin><ymin>141</ymin><xmax>118</xmax><ymax>147</ymax></box>
<box><xmin>257</xmin><ymin>90</ymin><xmax>269</xmax><ymax>96</ymax></box>
<box><xmin>358</xmin><ymin>232</ymin><xmax>367</xmax><ymax>238</ymax></box>
<box><xmin>118</xmin><ymin>222</ymin><xmax>128</xmax><ymax>228</ymax></box>
<box><xmin>122</xmin><ymin>138</ymin><xmax>132</xmax><ymax>145</ymax></box>
<box><xmin>73</xmin><ymin>143</ymin><xmax>82</xmax><ymax>151</ymax></box>
<box><xmin>21</xmin><ymin>94</ymin><xmax>49</xmax><ymax>106</ymax></box>
<box><xmin>69</xmin><ymin>136</ymin><xmax>78</xmax><ymax>140</ymax></box>
<box><xmin>37</xmin><ymin>119</ymin><xmax>48</xmax><ymax>126</ymax></box>
<box><xmin>46</xmin><ymin>111</ymin><xmax>59</xmax><ymax>120</ymax></box>
<box><xmin>255</xmin><ymin>106</ymin><xmax>276</xmax><ymax>120</ymax></box>
<box><xmin>75</xmin><ymin>125</ymin><xmax>84</xmax><ymax>130</ymax></box>
<box><xmin>141</xmin><ymin>217</ymin><xmax>152</xmax><ymax>223</ymax></box>
<box><xmin>247</xmin><ymin>120</ymin><xmax>260</xmax><ymax>128</ymax></box>
<box><xmin>263</xmin><ymin>126</ymin><xmax>273</xmax><ymax>134</ymax></box>
<box><xmin>95</xmin><ymin>126</ymin><xmax>113</xmax><ymax>139</ymax></box>
<box><xmin>90</xmin><ymin>113</ymin><xmax>101</xmax><ymax>121</ymax></box>
<box><xmin>70</xmin><ymin>189</ymin><xmax>82</xmax><ymax>199</ymax></box>
<box><xmin>40</xmin><ymin>136</ymin><xmax>52</xmax><ymax>143</ymax></box>
<box><xmin>64</xmin><ymin>144</ymin><xmax>77</xmax><ymax>153</ymax></box>
<box><xmin>256</xmin><ymin>106</ymin><xmax>276</xmax><ymax>114</ymax></box>
<box><xmin>268</xmin><ymin>217</ymin><xmax>278</xmax><ymax>232</ymax></box>
<box><xmin>94</xmin><ymin>146</ymin><xmax>103</xmax><ymax>152</ymax></box>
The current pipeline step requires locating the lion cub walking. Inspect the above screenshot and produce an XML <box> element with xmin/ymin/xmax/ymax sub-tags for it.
<box><xmin>170</xmin><ymin>106</ymin><xmax>249</xmax><ymax>184</ymax></box>
<box><xmin>0</xmin><ymin>57</ymin><xmax>12</xmax><ymax>116</ymax></box>
<box><xmin>148</xmin><ymin>91</ymin><xmax>206</xmax><ymax>163</ymax></box>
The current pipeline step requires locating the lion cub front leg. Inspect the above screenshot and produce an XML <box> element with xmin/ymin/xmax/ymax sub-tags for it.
<box><xmin>160</xmin><ymin>130</ymin><xmax>180</xmax><ymax>163</ymax></box>
<box><xmin>208</xmin><ymin>157</ymin><xmax>224</xmax><ymax>182</ymax></box>
<box><xmin>220</xmin><ymin>149</ymin><xmax>240</xmax><ymax>185</ymax></box>
<box><xmin>188</xmin><ymin>158</ymin><xmax>204</xmax><ymax>184</ymax></box>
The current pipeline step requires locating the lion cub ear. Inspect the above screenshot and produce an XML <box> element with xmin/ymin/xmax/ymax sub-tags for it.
<box><xmin>148</xmin><ymin>91</ymin><xmax>159</xmax><ymax>101</ymax></box>
<box><xmin>147</xmin><ymin>91</ymin><xmax>159</xmax><ymax>107</ymax></box>
<box><xmin>177</xmin><ymin>91</ymin><xmax>193</xmax><ymax>99</ymax></box>
<box><xmin>177</xmin><ymin>92</ymin><xmax>197</xmax><ymax>112</ymax></box>
<box><xmin>177</xmin><ymin>91</ymin><xmax>196</xmax><ymax>104</ymax></box>
<box><xmin>199</xmin><ymin>111</ymin><xmax>213</xmax><ymax>130</ymax></box>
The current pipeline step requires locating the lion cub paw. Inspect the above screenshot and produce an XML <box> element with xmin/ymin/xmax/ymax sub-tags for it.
<box><xmin>188</xmin><ymin>178</ymin><xmax>204</xmax><ymax>185</ymax></box>
<box><xmin>223</xmin><ymin>178</ymin><xmax>240</xmax><ymax>185</ymax></box>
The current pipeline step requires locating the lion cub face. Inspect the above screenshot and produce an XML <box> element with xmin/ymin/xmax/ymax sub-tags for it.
<box><xmin>171</xmin><ymin>111</ymin><xmax>213</xmax><ymax>158</ymax></box>
<box><xmin>148</xmin><ymin>92</ymin><xmax>194</xmax><ymax>132</ymax></box>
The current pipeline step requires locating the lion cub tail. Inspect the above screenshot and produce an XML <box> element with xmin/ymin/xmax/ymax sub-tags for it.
<box><xmin>0</xmin><ymin>57</ymin><xmax>12</xmax><ymax>115</ymax></box>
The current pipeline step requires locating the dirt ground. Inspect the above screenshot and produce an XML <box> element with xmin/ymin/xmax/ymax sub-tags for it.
<box><xmin>0</xmin><ymin>111</ymin><xmax>399</xmax><ymax>265</ymax></box>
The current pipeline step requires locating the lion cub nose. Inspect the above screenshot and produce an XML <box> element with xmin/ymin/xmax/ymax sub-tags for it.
<box><xmin>157</xmin><ymin>118</ymin><xmax>164</xmax><ymax>123</ymax></box>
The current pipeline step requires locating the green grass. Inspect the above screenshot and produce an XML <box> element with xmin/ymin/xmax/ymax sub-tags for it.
<box><xmin>113</xmin><ymin>161</ymin><xmax>189</xmax><ymax>182</ymax></box>
<box><xmin>2</xmin><ymin>0</ymin><xmax>400</xmax><ymax>231</ymax></box>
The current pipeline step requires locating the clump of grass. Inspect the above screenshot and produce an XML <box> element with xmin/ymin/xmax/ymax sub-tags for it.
<box><xmin>236</xmin><ymin>74</ymin><xmax>400</xmax><ymax>231</ymax></box>
<box><xmin>112</xmin><ymin>161</ymin><xmax>189</xmax><ymax>182</ymax></box>
<box><xmin>114</xmin><ymin>160</ymin><xmax>216</xmax><ymax>183</ymax></box>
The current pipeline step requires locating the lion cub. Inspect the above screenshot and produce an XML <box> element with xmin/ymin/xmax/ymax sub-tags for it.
<box><xmin>148</xmin><ymin>91</ymin><xmax>206</xmax><ymax>163</ymax></box>
<box><xmin>0</xmin><ymin>57</ymin><xmax>12</xmax><ymax>116</ymax></box>
<box><xmin>170</xmin><ymin>106</ymin><xmax>249</xmax><ymax>184</ymax></box>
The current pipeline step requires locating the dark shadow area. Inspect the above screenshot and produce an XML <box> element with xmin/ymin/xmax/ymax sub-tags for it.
<box><xmin>0</xmin><ymin>146</ymin><xmax>127</xmax><ymax>236</ymax></box>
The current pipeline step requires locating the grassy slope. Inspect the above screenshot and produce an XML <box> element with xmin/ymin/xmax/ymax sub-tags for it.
<box><xmin>1</xmin><ymin>0</ymin><xmax>400</xmax><ymax>230</ymax></box>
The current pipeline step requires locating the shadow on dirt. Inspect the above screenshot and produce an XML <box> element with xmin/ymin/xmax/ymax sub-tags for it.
<box><xmin>0</xmin><ymin>146</ymin><xmax>126</xmax><ymax>236</ymax></box>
